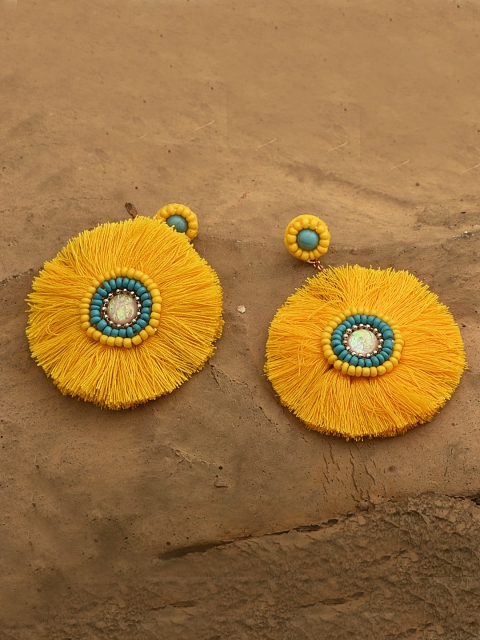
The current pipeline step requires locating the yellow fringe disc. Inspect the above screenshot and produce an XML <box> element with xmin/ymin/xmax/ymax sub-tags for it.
<box><xmin>27</xmin><ymin>216</ymin><xmax>223</xmax><ymax>409</ymax></box>
<box><xmin>265</xmin><ymin>265</ymin><xmax>466</xmax><ymax>439</ymax></box>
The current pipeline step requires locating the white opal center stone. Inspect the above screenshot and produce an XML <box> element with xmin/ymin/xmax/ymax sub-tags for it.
<box><xmin>347</xmin><ymin>329</ymin><xmax>378</xmax><ymax>356</ymax></box>
<box><xmin>107</xmin><ymin>293</ymin><xmax>137</xmax><ymax>325</ymax></box>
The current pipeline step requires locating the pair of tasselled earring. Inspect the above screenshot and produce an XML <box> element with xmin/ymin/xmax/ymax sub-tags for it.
<box><xmin>27</xmin><ymin>206</ymin><xmax>466</xmax><ymax>439</ymax></box>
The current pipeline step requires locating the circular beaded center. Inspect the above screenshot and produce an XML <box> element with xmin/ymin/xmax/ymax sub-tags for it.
<box><xmin>321</xmin><ymin>310</ymin><xmax>403</xmax><ymax>377</ymax></box>
<box><xmin>106</xmin><ymin>293</ymin><xmax>138</xmax><ymax>325</ymax></box>
<box><xmin>347</xmin><ymin>328</ymin><xmax>379</xmax><ymax>357</ymax></box>
<box><xmin>80</xmin><ymin>269</ymin><xmax>162</xmax><ymax>348</ymax></box>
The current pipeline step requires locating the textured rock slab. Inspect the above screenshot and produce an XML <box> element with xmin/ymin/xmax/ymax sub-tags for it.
<box><xmin>3</xmin><ymin>494</ymin><xmax>480</xmax><ymax>639</ymax></box>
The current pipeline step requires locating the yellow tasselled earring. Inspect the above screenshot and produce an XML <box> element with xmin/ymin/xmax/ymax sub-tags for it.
<box><xmin>265</xmin><ymin>214</ymin><xmax>467</xmax><ymax>440</ymax></box>
<box><xmin>27</xmin><ymin>203</ymin><xmax>223</xmax><ymax>409</ymax></box>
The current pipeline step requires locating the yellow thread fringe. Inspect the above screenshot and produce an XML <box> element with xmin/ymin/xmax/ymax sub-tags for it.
<box><xmin>27</xmin><ymin>216</ymin><xmax>223</xmax><ymax>409</ymax></box>
<box><xmin>265</xmin><ymin>265</ymin><xmax>467</xmax><ymax>439</ymax></box>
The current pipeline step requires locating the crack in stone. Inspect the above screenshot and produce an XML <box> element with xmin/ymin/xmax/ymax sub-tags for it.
<box><xmin>0</xmin><ymin>268</ymin><xmax>34</xmax><ymax>288</ymax></box>
<box><xmin>158</xmin><ymin>492</ymin><xmax>480</xmax><ymax>562</ymax></box>
<box><xmin>158</xmin><ymin>522</ymin><xmax>332</xmax><ymax>561</ymax></box>
<box><xmin>349</xmin><ymin>450</ymin><xmax>362</xmax><ymax>499</ymax></box>
<box><xmin>150</xmin><ymin>600</ymin><xmax>197</xmax><ymax>611</ymax></box>
<box><xmin>298</xmin><ymin>592</ymin><xmax>365</xmax><ymax>608</ymax></box>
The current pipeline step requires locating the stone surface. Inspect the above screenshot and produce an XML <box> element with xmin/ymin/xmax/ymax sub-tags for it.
<box><xmin>1</xmin><ymin>0</ymin><xmax>480</xmax><ymax>636</ymax></box>
<box><xmin>2</xmin><ymin>494</ymin><xmax>480</xmax><ymax>639</ymax></box>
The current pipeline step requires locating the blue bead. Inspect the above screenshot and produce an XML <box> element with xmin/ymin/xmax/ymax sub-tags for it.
<box><xmin>346</xmin><ymin>316</ymin><xmax>355</xmax><ymax>325</ymax></box>
<box><xmin>358</xmin><ymin>359</ymin><xmax>365</xmax><ymax>367</ymax></box>
<box><xmin>126</xmin><ymin>327</ymin><xmax>134</xmax><ymax>338</ymax></box>
<box><xmin>109</xmin><ymin>279</ymin><xmax>117</xmax><ymax>290</ymax></box>
<box><xmin>90</xmin><ymin>316</ymin><xmax>101</xmax><ymax>324</ymax></box>
<box><xmin>103</xmin><ymin>326</ymin><xmax>112</xmax><ymax>336</ymax></box>
<box><xmin>339</xmin><ymin>350</ymin><xmax>349</xmax><ymax>360</ymax></box>
<box><xmin>142</xmin><ymin>299</ymin><xmax>152</xmax><ymax>308</ymax></box>
<box><xmin>93</xmin><ymin>293</ymin><xmax>103</xmax><ymax>302</ymax></box>
<box><xmin>360</xmin><ymin>315</ymin><xmax>367</xmax><ymax>324</ymax></box>
<box><xmin>376</xmin><ymin>353</ymin><xmax>385</xmax><ymax>364</ymax></box>
<box><xmin>166</xmin><ymin>214</ymin><xmax>188</xmax><ymax>233</ymax></box>
<box><xmin>111</xmin><ymin>329</ymin><xmax>119</xmax><ymax>337</ymax></box>
<box><xmin>365</xmin><ymin>359</ymin><xmax>372</xmax><ymax>367</ymax></box>
<box><xmin>367</xmin><ymin>316</ymin><xmax>375</xmax><ymax>325</ymax></box>
<box><xmin>133</xmin><ymin>323</ymin><xmax>142</xmax><ymax>333</ymax></box>
<box><xmin>337</xmin><ymin>324</ymin><xmax>347</xmax><ymax>333</ymax></box>
<box><xmin>96</xmin><ymin>319</ymin><xmax>107</xmax><ymax>331</ymax></box>
<box><xmin>372</xmin><ymin>317</ymin><xmax>381</xmax><ymax>328</ymax></box>
<box><xmin>134</xmin><ymin>281</ymin><xmax>142</xmax><ymax>291</ymax></box>
<box><xmin>384</xmin><ymin>339</ymin><xmax>394</xmax><ymax>349</ymax></box>
<box><xmin>119</xmin><ymin>329</ymin><xmax>127</xmax><ymax>338</ymax></box>
<box><xmin>127</xmin><ymin>279</ymin><xmax>136</xmax><ymax>291</ymax></box>
<box><xmin>371</xmin><ymin>356</ymin><xmax>379</xmax><ymax>367</ymax></box>
<box><xmin>137</xmin><ymin>319</ymin><xmax>147</xmax><ymax>329</ymax></box>
<box><xmin>331</xmin><ymin>340</ymin><xmax>342</xmax><ymax>349</ymax></box>
<box><xmin>137</xmin><ymin>286</ymin><xmax>147</xmax><ymax>296</ymax></box>
<box><xmin>378</xmin><ymin>322</ymin><xmax>389</xmax><ymax>332</ymax></box>
<box><xmin>141</xmin><ymin>292</ymin><xmax>151</xmax><ymax>301</ymax></box>
<box><xmin>122</xmin><ymin>277</ymin><xmax>129</xmax><ymax>287</ymax></box>
<box><xmin>333</xmin><ymin>345</ymin><xmax>344</xmax><ymax>355</ymax></box>
<box><xmin>140</xmin><ymin>313</ymin><xmax>151</xmax><ymax>322</ymax></box>
<box><xmin>103</xmin><ymin>281</ymin><xmax>112</xmax><ymax>292</ymax></box>
<box><xmin>296</xmin><ymin>229</ymin><xmax>320</xmax><ymax>251</ymax></box>
<box><xmin>350</xmin><ymin>356</ymin><xmax>359</xmax><ymax>366</ymax></box>
<box><xmin>331</xmin><ymin>332</ymin><xmax>343</xmax><ymax>341</ymax></box>
<box><xmin>90</xmin><ymin>300</ymin><xmax>102</xmax><ymax>308</ymax></box>
<box><xmin>383</xmin><ymin>347</ymin><xmax>392</xmax><ymax>356</ymax></box>
<box><xmin>383</xmin><ymin>330</ymin><xmax>394</xmax><ymax>340</ymax></box>
<box><xmin>116</xmin><ymin>277</ymin><xmax>123</xmax><ymax>288</ymax></box>
<box><xmin>97</xmin><ymin>288</ymin><xmax>107</xmax><ymax>297</ymax></box>
<box><xmin>344</xmin><ymin>354</ymin><xmax>352</xmax><ymax>363</ymax></box>
<box><xmin>354</xmin><ymin>314</ymin><xmax>361</xmax><ymax>323</ymax></box>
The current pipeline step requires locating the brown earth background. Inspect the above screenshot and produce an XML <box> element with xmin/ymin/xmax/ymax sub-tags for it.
<box><xmin>1</xmin><ymin>0</ymin><xmax>480</xmax><ymax>638</ymax></box>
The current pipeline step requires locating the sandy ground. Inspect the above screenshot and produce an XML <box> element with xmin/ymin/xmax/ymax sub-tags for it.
<box><xmin>1</xmin><ymin>0</ymin><xmax>480</xmax><ymax>637</ymax></box>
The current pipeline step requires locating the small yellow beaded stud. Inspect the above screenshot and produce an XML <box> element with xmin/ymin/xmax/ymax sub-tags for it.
<box><xmin>155</xmin><ymin>203</ymin><xmax>199</xmax><ymax>241</ymax></box>
<box><xmin>265</xmin><ymin>212</ymin><xmax>466</xmax><ymax>439</ymax></box>
<box><xmin>284</xmin><ymin>214</ymin><xmax>330</xmax><ymax>264</ymax></box>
